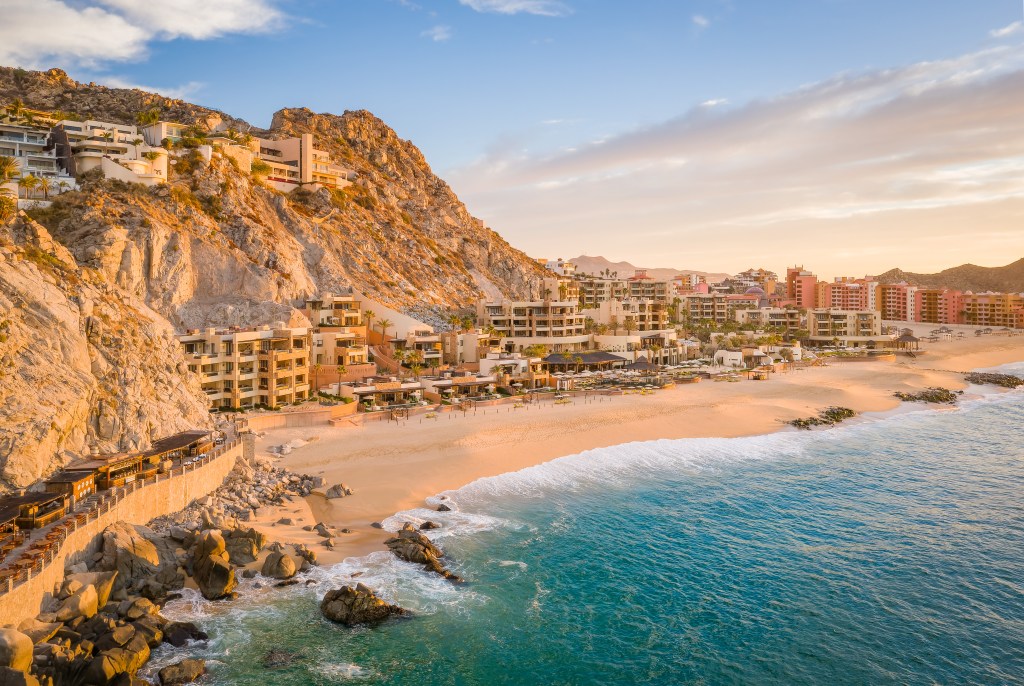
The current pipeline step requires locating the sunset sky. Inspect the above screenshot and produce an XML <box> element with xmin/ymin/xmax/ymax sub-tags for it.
<box><xmin>3</xmin><ymin>0</ymin><xmax>1023</xmax><ymax>277</ymax></box>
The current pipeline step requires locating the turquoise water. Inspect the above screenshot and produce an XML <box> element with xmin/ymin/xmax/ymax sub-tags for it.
<box><xmin>151</xmin><ymin>366</ymin><xmax>1024</xmax><ymax>685</ymax></box>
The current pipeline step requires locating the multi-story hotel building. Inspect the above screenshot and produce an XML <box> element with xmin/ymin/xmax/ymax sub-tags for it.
<box><xmin>806</xmin><ymin>309</ymin><xmax>885</xmax><ymax>346</ymax></box>
<box><xmin>476</xmin><ymin>298</ymin><xmax>589</xmax><ymax>353</ymax></box>
<box><xmin>585</xmin><ymin>299</ymin><xmax>669</xmax><ymax>332</ymax></box>
<box><xmin>52</xmin><ymin>119</ymin><xmax>169</xmax><ymax>186</ymax></box>
<box><xmin>816</xmin><ymin>277</ymin><xmax>880</xmax><ymax>311</ymax></box>
<box><xmin>914</xmin><ymin>289</ymin><xmax>963</xmax><ymax>325</ymax></box>
<box><xmin>734</xmin><ymin>307</ymin><xmax>803</xmax><ymax>332</ymax></box>
<box><xmin>879</xmin><ymin>283</ymin><xmax>918</xmax><ymax>322</ymax></box>
<box><xmin>786</xmin><ymin>267</ymin><xmax>818</xmax><ymax>309</ymax></box>
<box><xmin>179</xmin><ymin>326</ymin><xmax>312</xmax><ymax>410</ymax></box>
<box><xmin>0</xmin><ymin>119</ymin><xmax>75</xmax><ymax>194</ymax></box>
<box><xmin>575</xmin><ymin>270</ymin><xmax>670</xmax><ymax>308</ymax></box>
<box><xmin>301</xmin><ymin>293</ymin><xmax>370</xmax><ymax>371</ymax></box>
<box><xmin>256</xmin><ymin>133</ymin><xmax>354</xmax><ymax>193</ymax></box>
<box><xmin>961</xmin><ymin>292</ymin><xmax>1024</xmax><ymax>328</ymax></box>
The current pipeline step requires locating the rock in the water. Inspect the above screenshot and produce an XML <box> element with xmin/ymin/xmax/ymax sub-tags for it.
<box><xmin>319</xmin><ymin>585</ymin><xmax>408</xmax><ymax>626</ymax></box>
<box><xmin>262</xmin><ymin>649</ymin><xmax>299</xmax><ymax>668</ymax></box>
<box><xmin>0</xmin><ymin>629</ymin><xmax>33</xmax><ymax>672</ymax></box>
<box><xmin>162</xmin><ymin>622</ymin><xmax>208</xmax><ymax>648</ymax></box>
<box><xmin>191</xmin><ymin>530</ymin><xmax>236</xmax><ymax>599</ymax></box>
<box><xmin>158</xmin><ymin>658</ymin><xmax>206</xmax><ymax>685</ymax></box>
<box><xmin>436</xmin><ymin>504</ymin><xmax>452</xmax><ymax>512</ymax></box>
<box><xmin>260</xmin><ymin>551</ymin><xmax>296</xmax><ymax>580</ymax></box>
<box><xmin>419</xmin><ymin>521</ymin><xmax>440</xmax><ymax>530</ymax></box>
<box><xmin>384</xmin><ymin>523</ymin><xmax>463</xmax><ymax>583</ymax></box>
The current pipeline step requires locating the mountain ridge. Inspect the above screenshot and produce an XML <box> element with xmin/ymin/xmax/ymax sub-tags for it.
<box><xmin>568</xmin><ymin>255</ymin><xmax>729</xmax><ymax>283</ymax></box>
<box><xmin>874</xmin><ymin>258</ymin><xmax>1024</xmax><ymax>293</ymax></box>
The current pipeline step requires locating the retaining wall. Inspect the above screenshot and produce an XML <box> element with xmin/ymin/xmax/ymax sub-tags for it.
<box><xmin>0</xmin><ymin>441</ymin><xmax>242</xmax><ymax>627</ymax></box>
<box><xmin>245</xmin><ymin>403</ymin><xmax>358</xmax><ymax>432</ymax></box>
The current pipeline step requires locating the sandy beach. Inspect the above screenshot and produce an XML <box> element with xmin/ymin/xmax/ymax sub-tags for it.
<box><xmin>247</xmin><ymin>334</ymin><xmax>1024</xmax><ymax>562</ymax></box>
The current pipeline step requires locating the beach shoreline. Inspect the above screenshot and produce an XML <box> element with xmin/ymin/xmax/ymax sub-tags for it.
<box><xmin>246</xmin><ymin>336</ymin><xmax>1024</xmax><ymax>564</ymax></box>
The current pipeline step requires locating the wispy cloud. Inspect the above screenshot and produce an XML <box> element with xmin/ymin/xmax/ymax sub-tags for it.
<box><xmin>0</xmin><ymin>0</ymin><xmax>285</xmax><ymax>69</ymax></box>
<box><xmin>450</xmin><ymin>45</ymin><xmax>1024</xmax><ymax>274</ymax></box>
<box><xmin>100</xmin><ymin>76</ymin><xmax>206</xmax><ymax>100</ymax></box>
<box><xmin>692</xmin><ymin>14</ymin><xmax>710</xmax><ymax>29</ymax></box>
<box><xmin>458</xmin><ymin>0</ymin><xmax>571</xmax><ymax>17</ymax></box>
<box><xmin>421</xmin><ymin>24</ymin><xmax>453</xmax><ymax>41</ymax></box>
<box><xmin>991</xmin><ymin>20</ymin><xmax>1022</xmax><ymax>38</ymax></box>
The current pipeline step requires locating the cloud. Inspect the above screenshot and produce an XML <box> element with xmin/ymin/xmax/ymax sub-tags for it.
<box><xmin>0</xmin><ymin>0</ymin><xmax>285</xmax><ymax>69</ymax></box>
<box><xmin>458</xmin><ymin>0</ymin><xmax>571</xmax><ymax>17</ymax></box>
<box><xmin>449</xmin><ymin>45</ymin><xmax>1024</xmax><ymax>275</ymax></box>
<box><xmin>692</xmin><ymin>14</ymin><xmax>710</xmax><ymax>29</ymax></box>
<box><xmin>991</xmin><ymin>21</ymin><xmax>1022</xmax><ymax>38</ymax></box>
<box><xmin>99</xmin><ymin>76</ymin><xmax>206</xmax><ymax>100</ymax></box>
<box><xmin>421</xmin><ymin>24</ymin><xmax>454</xmax><ymax>41</ymax></box>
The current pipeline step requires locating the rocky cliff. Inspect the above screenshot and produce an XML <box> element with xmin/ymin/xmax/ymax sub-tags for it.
<box><xmin>874</xmin><ymin>258</ymin><xmax>1024</xmax><ymax>294</ymax></box>
<box><xmin>0</xmin><ymin>214</ymin><xmax>211</xmax><ymax>490</ymax></box>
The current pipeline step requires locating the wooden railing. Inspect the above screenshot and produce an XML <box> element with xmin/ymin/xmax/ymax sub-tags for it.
<box><xmin>0</xmin><ymin>438</ymin><xmax>241</xmax><ymax>597</ymax></box>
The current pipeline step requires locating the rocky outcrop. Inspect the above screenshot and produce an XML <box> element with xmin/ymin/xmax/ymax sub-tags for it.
<box><xmin>189</xmin><ymin>530</ymin><xmax>236</xmax><ymax>600</ymax></box>
<box><xmin>319</xmin><ymin>584</ymin><xmax>407</xmax><ymax>626</ymax></box>
<box><xmin>0</xmin><ymin>215</ymin><xmax>210</xmax><ymax>491</ymax></box>
<box><xmin>158</xmin><ymin>658</ymin><xmax>206</xmax><ymax>685</ymax></box>
<box><xmin>95</xmin><ymin>523</ymin><xmax>162</xmax><ymax>595</ymax></box>
<box><xmin>324</xmin><ymin>483</ymin><xmax>353</xmax><ymax>499</ymax></box>
<box><xmin>384</xmin><ymin>523</ymin><xmax>463</xmax><ymax>583</ymax></box>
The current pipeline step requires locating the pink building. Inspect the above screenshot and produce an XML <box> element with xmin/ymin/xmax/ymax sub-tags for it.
<box><xmin>879</xmin><ymin>283</ymin><xmax>917</xmax><ymax>321</ymax></box>
<box><xmin>914</xmin><ymin>289</ymin><xmax>963</xmax><ymax>325</ymax></box>
<box><xmin>786</xmin><ymin>267</ymin><xmax>818</xmax><ymax>309</ymax></box>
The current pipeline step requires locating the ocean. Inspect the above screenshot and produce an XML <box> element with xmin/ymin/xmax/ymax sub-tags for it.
<box><xmin>147</xmin><ymin>363</ymin><xmax>1024</xmax><ymax>685</ymax></box>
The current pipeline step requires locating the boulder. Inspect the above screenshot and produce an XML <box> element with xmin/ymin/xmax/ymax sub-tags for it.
<box><xmin>419</xmin><ymin>521</ymin><xmax>440</xmax><ymax>530</ymax></box>
<box><xmin>158</xmin><ymin>658</ymin><xmax>206</xmax><ymax>685</ymax></box>
<box><xmin>384</xmin><ymin>523</ymin><xmax>463</xmax><ymax>583</ymax></box>
<box><xmin>64</xmin><ymin>571</ymin><xmax>119</xmax><ymax>608</ymax></box>
<box><xmin>0</xmin><ymin>629</ymin><xmax>33</xmax><ymax>672</ymax></box>
<box><xmin>83</xmin><ymin>634</ymin><xmax>150</xmax><ymax>685</ymax></box>
<box><xmin>224</xmin><ymin>528</ymin><xmax>266</xmax><ymax>565</ymax></box>
<box><xmin>293</xmin><ymin>544</ymin><xmax>317</xmax><ymax>566</ymax></box>
<box><xmin>162</xmin><ymin>623</ymin><xmax>207</xmax><ymax>648</ymax></box>
<box><xmin>313</xmin><ymin>523</ymin><xmax>332</xmax><ymax>538</ymax></box>
<box><xmin>191</xmin><ymin>531</ymin><xmax>236</xmax><ymax>600</ymax></box>
<box><xmin>319</xmin><ymin>585</ymin><xmax>408</xmax><ymax>626</ymax></box>
<box><xmin>436</xmin><ymin>504</ymin><xmax>452</xmax><ymax>512</ymax></box>
<box><xmin>55</xmin><ymin>584</ymin><xmax>99</xmax><ymax>622</ymax></box>
<box><xmin>260</xmin><ymin>552</ymin><xmax>296</xmax><ymax>580</ymax></box>
<box><xmin>324</xmin><ymin>483</ymin><xmax>353</xmax><ymax>499</ymax></box>
<box><xmin>97</xmin><ymin>524</ymin><xmax>160</xmax><ymax>593</ymax></box>
<box><xmin>15</xmin><ymin>619</ymin><xmax>61</xmax><ymax>645</ymax></box>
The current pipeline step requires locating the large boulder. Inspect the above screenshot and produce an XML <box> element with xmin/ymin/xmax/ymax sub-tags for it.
<box><xmin>83</xmin><ymin>634</ymin><xmax>150</xmax><ymax>685</ymax></box>
<box><xmin>97</xmin><ymin>523</ymin><xmax>161</xmax><ymax>592</ymax></box>
<box><xmin>0</xmin><ymin>629</ymin><xmax>32</xmax><ymax>672</ymax></box>
<box><xmin>162</xmin><ymin>623</ymin><xmax>208</xmax><ymax>648</ymax></box>
<box><xmin>319</xmin><ymin>584</ymin><xmax>407</xmax><ymax>626</ymax></box>
<box><xmin>15</xmin><ymin>619</ymin><xmax>61</xmax><ymax>645</ymax></box>
<box><xmin>158</xmin><ymin>658</ymin><xmax>206</xmax><ymax>685</ymax></box>
<box><xmin>260</xmin><ymin>552</ymin><xmax>296</xmax><ymax>580</ymax></box>
<box><xmin>384</xmin><ymin>523</ymin><xmax>463</xmax><ymax>583</ymax></box>
<box><xmin>191</xmin><ymin>530</ymin><xmax>236</xmax><ymax>600</ymax></box>
<box><xmin>224</xmin><ymin>528</ymin><xmax>266</xmax><ymax>565</ymax></box>
<box><xmin>54</xmin><ymin>584</ymin><xmax>99</xmax><ymax>622</ymax></box>
<box><xmin>63</xmin><ymin>571</ymin><xmax>118</xmax><ymax>608</ymax></box>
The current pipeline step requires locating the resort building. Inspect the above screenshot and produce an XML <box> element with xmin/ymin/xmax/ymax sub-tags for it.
<box><xmin>915</xmin><ymin>289</ymin><xmax>963</xmax><ymax>325</ymax></box>
<box><xmin>544</xmin><ymin>258</ymin><xmax>577</xmax><ymax>277</ymax></box>
<box><xmin>786</xmin><ymin>267</ymin><xmax>818</xmax><ymax>309</ymax></box>
<box><xmin>476</xmin><ymin>297</ymin><xmax>590</xmax><ymax>353</ymax></box>
<box><xmin>140</xmin><ymin>121</ymin><xmax>189</xmax><ymax>147</ymax></box>
<box><xmin>816</xmin><ymin>278</ymin><xmax>880</xmax><ymax>311</ymax></box>
<box><xmin>301</xmin><ymin>293</ymin><xmax>372</xmax><ymax>384</ymax></box>
<box><xmin>678</xmin><ymin>292</ymin><xmax>762</xmax><ymax>324</ymax></box>
<box><xmin>671</xmin><ymin>272</ymin><xmax>706</xmax><ymax>294</ymax></box>
<box><xmin>0</xmin><ymin>119</ymin><xmax>75</xmax><ymax>196</ymax></box>
<box><xmin>5</xmin><ymin>493</ymin><xmax>68</xmax><ymax>530</ymax></box>
<box><xmin>733</xmin><ymin>268</ymin><xmax>779</xmax><ymax>295</ymax></box>
<box><xmin>960</xmin><ymin>292</ymin><xmax>1024</xmax><ymax>328</ymax></box>
<box><xmin>477</xmin><ymin>351</ymin><xmax>551</xmax><ymax>389</ymax></box>
<box><xmin>575</xmin><ymin>270</ymin><xmax>671</xmax><ymax>308</ymax></box>
<box><xmin>178</xmin><ymin>325</ymin><xmax>312</xmax><ymax>409</ymax></box>
<box><xmin>392</xmin><ymin>332</ymin><xmax>445</xmax><ymax>371</ymax></box>
<box><xmin>879</xmin><ymin>282</ymin><xmax>918</xmax><ymax>322</ymax></box>
<box><xmin>339</xmin><ymin>376</ymin><xmax>424</xmax><ymax>411</ymax></box>
<box><xmin>255</xmin><ymin>133</ymin><xmax>355</xmax><ymax>192</ymax></box>
<box><xmin>584</xmin><ymin>299</ymin><xmax>670</xmax><ymax>333</ymax></box>
<box><xmin>43</xmin><ymin>470</ymin><xmax>96</xmax><ymax>509</ymax></box>
<box><xmin>52</xmin><ymin>119</ymin><xmax>169</xmax><ymax>186</ymax></box>
<box><xmin>421</xmin><ymin>373</ymin><xmax>499</xmax><ymax>401</ymax></box>
<box><xmin>734</xmin><ymin>307</ymin><xmax>803</xmax><ymax>331</ymax></box>
<box><xmin>441</xmin><ymin>330</ymin><xmax>502</xmax><ymax>367</ymax></box>
<box><xmin>806</xmin><ymin>309</ymin><xmax>887</xmax><ymax>347</ymax></box>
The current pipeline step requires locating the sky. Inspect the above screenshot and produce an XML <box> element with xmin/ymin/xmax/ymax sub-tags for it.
<box><xmin>2</xmin><ymin>0</ymin><xmax>1024</xmax><ymax>278</ymax></box>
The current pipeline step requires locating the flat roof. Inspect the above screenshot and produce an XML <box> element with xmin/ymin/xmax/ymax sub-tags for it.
<box><xmin>45</xmin><ymin>470</ymin><xmax>97</xmax><ymax>484</ymax></box>
<box><xmin>0</xmin><ymin>492</ymin><xmax>67</xmax><ymax>523</ymax></box>
<box><xmin>143</xmin><ymin>430</ymin><xmax>211</xmax><ymax>458</ymax></box>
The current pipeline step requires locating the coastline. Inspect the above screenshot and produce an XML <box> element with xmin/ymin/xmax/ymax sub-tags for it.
<box><xmin>250</xmin><ymin>335</ymin><xmax>1024</xmax><ymax>563</ymax></box>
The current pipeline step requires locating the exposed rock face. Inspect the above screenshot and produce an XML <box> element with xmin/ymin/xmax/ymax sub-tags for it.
<box><xmin>319</xmin><ymin>584</ymin><xmax>407</xmax><ymax>626</ymax></box>
<box><xmin>96</xmin><ymin>523</ymin><xmax>161</xmax><ymax>594</ymax></box>
<box><xmin>157</xmin><ymin>658</ymin><xmax>206</xmax><ymax>685</ymax></box>
<box><xmin>384</xmin><ymin>523</ymin><xmax>463</xmax><ymax>583</ymax></box>
<box><xmin>190</xmin><ymin>530</ymin><xmax>236</xmax><ymax>599</ymax></box>
<box><xmin>0</xmin><ymin>215</ymin><xmax>210</xmax><ymax>491</ymax></box>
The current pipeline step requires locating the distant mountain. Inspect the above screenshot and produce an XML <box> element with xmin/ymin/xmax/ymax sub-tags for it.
<box><xmin>874</xmin><ymin>258</ymin><xmax>1024</xmax><ymax>293</ymax></box>
<box><xmin>567</xmin><ymin>255</ymin><xmax>729</xmax><ymax>283</ymax></box>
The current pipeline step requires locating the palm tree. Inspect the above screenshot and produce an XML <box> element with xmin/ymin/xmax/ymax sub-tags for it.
<box><xmin>625</xmin><ymin>316</ymin><xmax>636</xmax><ymax>336</ymax></box>
<box><xmin>37</xmin><ymin>176</ymin><xmax>52</xmax><ymax>200</ymax></box>
<box><xmin>573</xmin><ymin>354</ymin><xmax>584</xmax><ymax>373</ymax></box>
<box><xmin>336</xmin><ymin>363</ymin><xmax>347</xmax><ymax>389</ymax></box>
<box><xmin>460</xmin><ymin>315</ymin><xmax>474</xmax><ymax>331</ymax></box>
<box><xmin>131</xmin><ymin>138</ymin><xmax>144</xmax><ymax>158</ymax></box>
<box><xmin>17</xmin><ymin>174</ymin><xmax>38</xmax><ymax>200</ymax></box>
<box><xmin>377</xmin><ymin>319</ymin><xmax>393</xmax><ymax>346</ymax></box>
<box><xmin>0</xmin><ymin>156</ymin><xmax>18</xmax><ymax>199</ymax></box>
<box><xmin>57</xmin><ymin>180</ymin><xmax>71</xmax><ymax>195</ymax></box>
<box><xmin>311</xmin><ymin>362</ymin><xmax>323</xmax><ymax>394</ymax></box>
<box><xmin>7</xmin><ymin>98</ymin><xmax>24</xmax><ymax>119</ymax></box>
<box><xmin>447</xmin><ymin>314</ymin><xmax>461</xmax><ymax>332</ymax></box>
<box><xmin>363</xmin><ymin>309</ymin><xmax>375</xmax><ymax>342</ymax></box>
